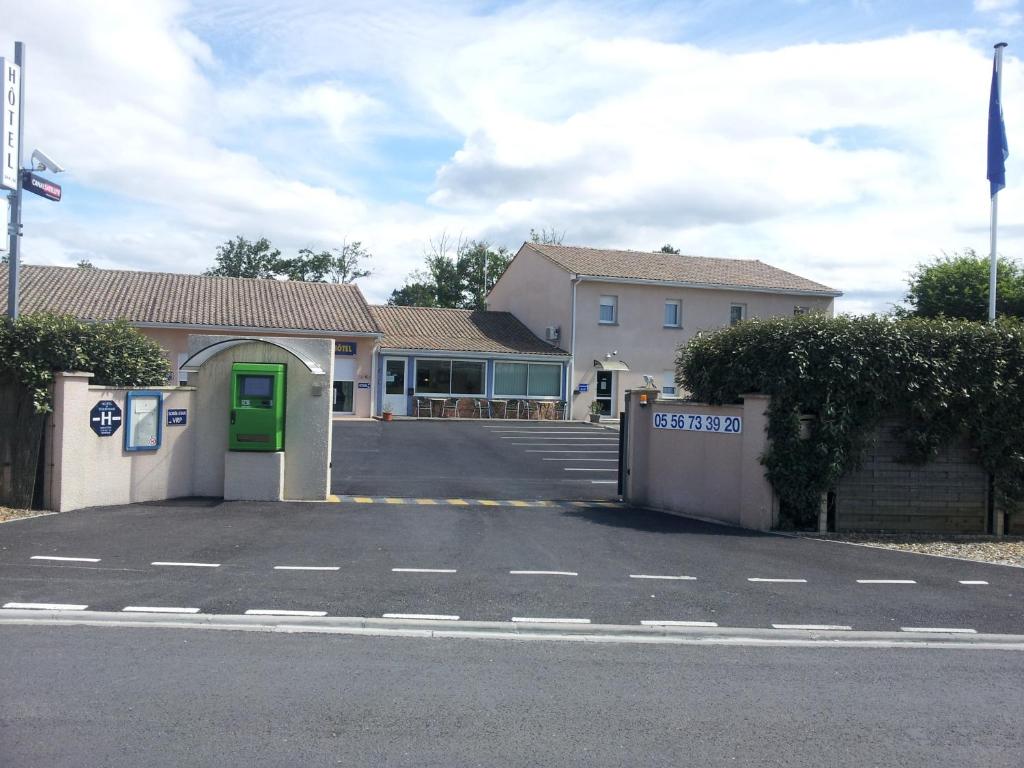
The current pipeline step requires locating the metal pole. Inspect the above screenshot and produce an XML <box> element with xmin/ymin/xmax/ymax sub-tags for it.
<box><xmin>987</xmin><ymin>43</ymin><xmax>1003</xmax><ymax>323</ymax></box>
<box><xmin>6</xmin><ymin>41</ymin><xmax>25</xmax><ymax>320</ymax></box>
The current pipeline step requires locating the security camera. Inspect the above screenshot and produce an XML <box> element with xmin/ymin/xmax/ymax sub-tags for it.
<box><xmin>30</xmin><ymin>149</ymin><xmax>65</xmax><ymax>174</ymax></box>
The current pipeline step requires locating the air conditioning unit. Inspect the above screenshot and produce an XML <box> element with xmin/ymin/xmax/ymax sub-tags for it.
<box><xmin>545</xmin><ymin>326</ymin><xmax>561</xmax><ymax>341</ymax></box>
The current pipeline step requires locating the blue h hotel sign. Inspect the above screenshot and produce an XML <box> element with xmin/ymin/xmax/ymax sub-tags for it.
<box><xmin>90</xmin><ymin>400</ymin><xmax>123</xmax><ymax>437</ymax></box>
<box><xmin>336</xmin><ymin>342</ymin><xmax>357</xmax><ymax>356</ymax></box>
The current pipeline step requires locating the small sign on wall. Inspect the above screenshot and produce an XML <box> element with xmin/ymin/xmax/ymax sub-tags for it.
<box><xmin>653</xmin><ymin>412</ymin><xmax>742</xmax><ymax>434</ymax></box>
<box><xmin>336</xmin><ymin>342</ymin><xmax>357</xmax><ymax>356</ymax></box>
<box><xmin>166</xmin><ymin>408</ymin><xmax>188</xmax><ymax>426</ymax></box>
<box><xmin>357</xmin><ymin>382</ymin><xmax>370</xmax><ymax>389</ymax></box>
<box><xmin>578</xmin><ymin>383</ymin><xmax>589</xmax><ymax>392</ymax></box>
<box><xmin>89</xmin><ymin>400</ymin><xmax>122</xmax><ymax>437</ymax></box>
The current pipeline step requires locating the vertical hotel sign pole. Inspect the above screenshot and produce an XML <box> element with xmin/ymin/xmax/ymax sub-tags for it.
<box><xmin>987</xmin><ymin>42</ymin><xmax>1009</xmax><ymax>323</ymax></box>
<box><xmin>3</xmin><ymin>42</ymin><xmax>25</xmax><ymax>320</ymax></box>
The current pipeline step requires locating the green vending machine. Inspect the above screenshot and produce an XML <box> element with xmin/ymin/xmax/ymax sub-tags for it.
<box><xmin>229</xmin><ymin>363</ymin><xmax>286</xmax><ymax>451</ymax></box>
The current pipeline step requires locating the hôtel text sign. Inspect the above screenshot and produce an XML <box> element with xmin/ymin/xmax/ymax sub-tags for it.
<box><xmin>653</xmin><ymin>412</ymin><xmax>741</xmax><ymax>434</ymax></box>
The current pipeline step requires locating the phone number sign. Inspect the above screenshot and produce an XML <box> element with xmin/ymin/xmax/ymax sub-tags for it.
<box><xmin>653</xmin><ymin>412</ymin><xmax>742</xmax><ymax>434</ymax></box>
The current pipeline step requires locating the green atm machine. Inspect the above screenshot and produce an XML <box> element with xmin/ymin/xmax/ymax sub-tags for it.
<box><xmin>229</xmin><ymin>363</ymin><xmax>286</xmax><ymax>451</ymax></box>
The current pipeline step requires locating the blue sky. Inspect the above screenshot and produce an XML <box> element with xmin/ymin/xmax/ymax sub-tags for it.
<box><xmin>3</xmin><ymin>0</ymin><xmax>1022</xmax><ymax>312</ymax></box>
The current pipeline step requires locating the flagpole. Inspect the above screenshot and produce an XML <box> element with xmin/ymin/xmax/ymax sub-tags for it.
<box><xmin>989</xmin><ymin>42</ymin><xmax>1008</xmax><ymax>322</ymax></box>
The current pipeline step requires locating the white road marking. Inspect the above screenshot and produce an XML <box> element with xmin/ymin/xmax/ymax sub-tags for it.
<box><xmin>515</xmin><ymin>443</ymin><xmax>617</xmax><ymax>446</ymax></box>
<box><xmin>564</xmin><ymin>468</ymin><xmax>617</xmax><ymax>472</ymax></box>
<box><xmin>748</xmin><ymin>578</ymin><xmax>808</xmax><ymax>583</ymax></box>
<box><xmin>772</xmin><ymin>624</ymin><xmax>853</xmax><ymax>631</ymax></box>
<box><xmin>492</xmin><ymin>430</ymin><xmax>603</xmax><ymax>434</ymax></box>
<box><xmin>511</xmin><ymin>617</ymin><xmax>591</xmax><ymax>624</ymax></box>
<box><xmin>959</xmin><ymin>580</ymin><xmax>989</xmax><ymax>585</ymax></box>
<box><xmin>526</xmin><ymin>450</ymin><xmax>618</xmax><ymax>453</ymax></box>
<box><xmin>509</xmin><ymin>570</ymin><xmax>578</xmax><ymax>576</ymax></box>
<box><xmin>590</xmin><ymin>481</ymin><xmax>618</xmax><ymax>484</ymax></box>
<box><xmin>3</xmin><ymin>602</ymin><xmax>88</xmax><ymax>610</ymax></box>
<box><xmin>273</xmin><ymin>566</ymin><xmax>340</xmax><ymax>571</ymax></box>
<box><xmin>900</xmin><ymin>627</ymin><xmax>977</xmax><ymax>634</ymax></box>
<box><xmin>502</xmin><ymin>437</ymin><xmax>616</xmax><ymax>441</ymax></box>
<box><xmin>641</xmin><ymin>620</ymin><xmax>718</xmax><ymax>627</ymax></box>
<box><xmin>543</xmin><ymin>458</ymin><xmax>618</xmax><ymax>462</ymax></box>
<box><xmin>244</xmin><ymin>609</ymin><xmax>327</xmax><ymax>617</ymax></box>
<box><xmin>391</xmin><ymin>568</ymin><xmax>457</xmax><ymax>573</ymax></box>
<box><xmin>630</xmin><ymin>574</ymin><xmax>697</xmax><ymax>581</ymax></box>
<box><xmin>857</xmin><ymin>579</ymin><xmax>916</xmax><ymax>584</ymax></box>
<box><xmin>122</xmin><ymin>606</ymin><xmax>200</xmax><ymax>614</ymax></box>
<box><xmin>382</xmin><ymin>613</ymin><xmax>460</xmax><ymax>620</ymax></box>
<box><xmin>30</xmin><ymin>556</ymin><xmax>100</xmax><ymax>563</ymax></box>
<box><xmin>151</xmin><ymin>561</ymin><xmax>221</xmax><ymax>568</ymax></box>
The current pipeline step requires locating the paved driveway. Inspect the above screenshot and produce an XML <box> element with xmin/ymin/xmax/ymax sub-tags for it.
<box><xmin>2</xmin><ymin>498</ymin><xmax>1021</xmax><ymax>632</ymax></box>
<box><xmin>331</xmin><ymin>419</ymin><xmax>619</xmax><ymax>500</ymax></box>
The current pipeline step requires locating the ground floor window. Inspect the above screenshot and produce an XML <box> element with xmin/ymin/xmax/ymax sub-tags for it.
<box><xmin>414</xmin><ymin>359</ymin><xmax>485</xmax><ymax>396</ymax></box>
<box><xmin>494</xmin><ymin>362</ymin><xmax>561</xmax><ymax>398</ymax></box>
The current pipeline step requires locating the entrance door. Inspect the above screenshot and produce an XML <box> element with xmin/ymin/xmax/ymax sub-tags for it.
<box><xmin>332</xmin><ymin>381</ymin><xmax>354</xmax><ymax>413</ymax></box>
<box><xmin>383</xmin><ymin>358</ymin><xmax>408</xmax><ymax>416</ymax></box>
<box><xmin>596</xmin><ymin>371</ymin><xmax>614</xmax><ymax>416</ymax></box>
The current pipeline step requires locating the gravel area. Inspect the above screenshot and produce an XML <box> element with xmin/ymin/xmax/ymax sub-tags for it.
<box><xmin>0</xmin><ymin>506</ymin><xmax>54</xmax><ymax>524</ymax></box>
<box><xmin>803</xmin><ymin>533</ymin><xmax>1024</xmax><ymax>567</ymax></box>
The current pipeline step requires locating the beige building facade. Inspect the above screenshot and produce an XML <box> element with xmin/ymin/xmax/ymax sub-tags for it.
<box><xmin>488</xmin><ymin>243</ymin><xmax>840</xmax><ymax>419</ymax></box>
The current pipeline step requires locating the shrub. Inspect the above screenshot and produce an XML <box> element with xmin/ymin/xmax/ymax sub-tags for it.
<box><xmin>677</xmin><ymin>314</ymin><xmax>1024</xmax><ymax>528</ymax></box>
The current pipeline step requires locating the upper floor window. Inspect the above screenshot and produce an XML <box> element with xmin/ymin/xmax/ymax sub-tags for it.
<box><xmin>793</xmin><ymin>306</ymin><xmax>810</xmax><ymax>316</ymax></box>
<box><xmin>599</xmin><ymin>295</ymin><xmax>618</xmax><ymax>324</ymax></box>
<box><xmin>729</xmin><ymin>304</ymin><xmax>746</xmax><ymax>326</ymax></box>
<box><xmin>664</xmin><ymin>300</ymin><xmax>681</xmax><ymax>328</ymax></box>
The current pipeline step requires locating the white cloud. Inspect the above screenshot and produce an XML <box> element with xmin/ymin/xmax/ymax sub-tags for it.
<box><xmin>974</xmin><ymin>0</ymin><xmax>1017</xmax><ymax>12</ymax></box>
<box><xmin>5</xmin><ymin>1</ymin><xmax>1022</xmax><ymax>313</ymax></box>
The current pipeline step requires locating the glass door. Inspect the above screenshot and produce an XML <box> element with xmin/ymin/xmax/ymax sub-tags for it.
<box><xmin>596</xmin><ymin>371</ymin><xmax>614</xmax><ymax>416</ymax></box>
<box><xmin>332</xmin><ymin>381</ymin><xmax>354</xmax><ymax>413</ymax></box>
<box><xmin>383</xmin><ymin>358</ymin><xmax>408</xmax><ymax>416</ymax></box>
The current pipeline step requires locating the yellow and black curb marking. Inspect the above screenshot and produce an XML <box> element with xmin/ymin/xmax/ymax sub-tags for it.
<box><xmin>329</xmin><ymin>495</ymin><xmax>624</xmax><ymax>509</ymax></box>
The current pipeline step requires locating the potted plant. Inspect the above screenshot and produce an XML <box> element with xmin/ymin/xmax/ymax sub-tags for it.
<box><xmin>588</xmin><ymin>400</ymin><xmax>603</xmax><ymax>423</ymax></box>
<box><xmin>381</xmin><ymin>403</ymin><xmax>393</xmax><ymax>422</ymax></box>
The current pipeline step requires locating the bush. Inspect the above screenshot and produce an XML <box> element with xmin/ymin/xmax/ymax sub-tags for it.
<box><xmin>677</xmin><ymin>314</ymin><xmax>1024</xmax><ymax>528</ymax></box>
<box><xmin>0</xmin><ymin>313</ymin><xmax>171</xmax><ymax>413</ymax></box>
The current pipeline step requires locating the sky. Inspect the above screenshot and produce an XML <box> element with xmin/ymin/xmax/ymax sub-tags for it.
<box><xmin>2</xmin><ymin>0</ymin><xmax>1022</xmax><ymax>313</ymax></box>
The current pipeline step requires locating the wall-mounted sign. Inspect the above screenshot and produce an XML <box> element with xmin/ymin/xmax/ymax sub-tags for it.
<box><xmin>336</xmin><ymin>342</ymin><xmax>357</xmax><ymax>356</ymax></box>
<box><xmin>89</xmin><ymin>400</ymin><xmax>122</xmax><ymax>437</ymax></box>
<box><xmin>1</xmin><ymin>57</ymin><xmax>20</xmax><ymax>192</ymax></box>
<box><xmin>21</xmin><ymin>170</ymin><xmax>61</xmax><ymax>201</ymax></box>
<box><xmin>578</xmin><ymin>383</ymin><xmax>589</xmax><ymax>392</ymax></box>
<box><xmin>357</xmin><ymin>382</ymin><xmax>370</xmax><ymax>389</ymax></box>
<box><xmin>653</xmin><ymin>412</ymin><xmax>741</xmax><ymax>434</ymax></box>
<box><xmin>125</xmin><ymin>391</ymin><xmax>163</xmax><ymax>451</ymax></box>
<box><xmin>166</xmin><ymin>408</ymin><xmax>188</xmax><ymax>426</ymax></box>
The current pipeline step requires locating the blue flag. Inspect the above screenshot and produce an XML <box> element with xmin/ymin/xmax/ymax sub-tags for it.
<box><xmin>988</xmin><ymin>54</ymin><xmax>1009</xmax><ymax>198</ymax></box>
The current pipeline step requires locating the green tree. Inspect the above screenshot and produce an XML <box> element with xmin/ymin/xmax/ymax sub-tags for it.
<box><xmin>530</xmin><ymin>227</ymin><xmax>565</xmax><ymax>245</ymax></box>
<box><xmin>388</xmin><ymin>235</ymin><xmax>512</xmax><ymax>309</ymax></box>
<box><xmin>277</xmin><ymin>241</ymin><xmax>372</xmax><ymax>284</ymax></box>
<box><xmin>76</xmin><ymin>259</ymin><xmax>95</xmax><ymax>268</ymax></box>
<box><xmin>659</xmin><ymin>244</ymin><xmax>680</xmax><ymax>254</ymax></box>
<box><xmin>205</xmin><ymin>236</ymin><xmax>282</xmax><ymax>279</ymax></box>
<box><xmin>905</xmin><ymin>249</ymin><xmax>1024</xmax><ymax>320</ymax></box>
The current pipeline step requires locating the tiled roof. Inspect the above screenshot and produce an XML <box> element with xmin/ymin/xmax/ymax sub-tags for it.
<box><xmin>0</xmin><ymin>265</ymin><xmax>381</xmax><ymax>334</ymax></box>
<box><xmin>371</xmin><ymin>305</ymin><xmax>567</xmax><ymax>356</ymax></box>
<box><xmin>524</xmin><ymin>243</ymin><xmax>841</xmax><ymax>295</ymax></box>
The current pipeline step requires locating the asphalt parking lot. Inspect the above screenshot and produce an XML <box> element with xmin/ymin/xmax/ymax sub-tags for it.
<box><xmin>331</xmin><ymin>419</ymin><xmax>619</xmax><ymax>500</ymax></box>
<box><xmin>2</xmin><ymin>498</ymin><xmax>1021</xmax><ymax>632</ymax></box>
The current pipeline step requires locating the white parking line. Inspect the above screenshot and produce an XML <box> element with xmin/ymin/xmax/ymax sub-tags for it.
<box><xmin>959</xmin><ymin>580</ymin><xmax>989</xmax><ymax>585</ymax></box>
<box><xmin>492</xmin><ymin>430</ymin><xmax>604</xmax><ymax>434</ymax></box>
<box><xmin>509</xmin><ymin>570</ymin><xmax>578</xmax><ymax>576</ymax></box>
<box><xmin>900</xmin><ymin>627</ymin><xmax>977</xmax><ymax>634</ymax></box>
<box><xmin>630</xmin><ymin>574</ymin><xmax>697</xmax><ymax>581</ymax></box>
<box><xmin>748</xmin><ymin>578</ymin><xmax>808</xmax><ymax>583</ymax></box>
<box><xmin>273</xmin><ymin>566</ymin><xmax>340</xmax><ymax>571</ymax></box>
<box><xmin>383</xmin><ymin>613</ymin><xmax>460</xmax><ymax>620</ymax></box>
<box><xmin>511</xmin><ymin>617</ymin><xmax>591</xmax><ymax>624</ymax></box>
<box><xmin>641</xmin><ymin>620</ymin><xmax>718</xmax><ymax>627</ymax></box>
<box><xmin>245</xmin><ymin>609</ymin><xmax>327</xmax><ymax>617</ymax></box>
<box><xmin>152</xmin><ymin>561</ymin><xmax>221</xmax><ymax>568</ymax></box>
<box><xmin>515</xmin><ymin>443</ymin><xmax>617</xmax><ymax>446</ymax></box>
<box><xmin>392</xmin><ymin>568</ymin><xmax>457</xmax><ymax>573</ymax></box>
<box><xmin>502</xmin><ymin>437</ymin><xmax>616</xmax><ymax>440</ymax></box>
<box><xmin>857</xmin><ymin>579</ymin><xmax>916</xmax><ymax>584</ymax></box>
<box><xmin>590</xmin><ymin>480</ymin><xmax>618</xmax><ymax>484</ymax></box>
<box><xmin>3</xmin><ymin>602</ymin><xmax>88</xmax><ymax>610</ymax></box>
<box><xmin>543</xmin><ymin>458</ymin><xmax>618</xmax><ymax>461</ymax></box>
<box><xmin>30</xmin><ymin>556</ymin><xmax>101</xmax><ymax>563</ymax></box>
<box><xmin>772</xmin><ymin>624</ymin><xmax>853</xmax><ymax>631</ymax></box>
<box><xmin>564</xmin><ymin>468</ymin><xmax>617</xmax><ymax>472</ymax></box>
<box><xmin>526</xmin><ymin>450</ymin><xmax>618</xmax><ymax>453</ymax></box>
<box><xmin>122</xmin><ymin>606</ymin><xmax>200</xmax><ymax>614</ymax></box>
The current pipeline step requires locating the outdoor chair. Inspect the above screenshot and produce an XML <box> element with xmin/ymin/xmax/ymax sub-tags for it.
<box><xmin>503</xmin><ymin>399</ymin><xmax>520</xmax><ymax>419</ymax></box>
<box><xmin>472</xmin><ymin>399</ymin><xmax>492</xmax><ymax>418</ymax></box>
<box><xmin>414</xmin><ymin>397</ymin><xmax>432</xmax><ymax>418</ymax></box>
<box><xmin>519</xmin><ymin>399</ymin><xmax>535</xmax><ymax>420</ymax></box>
<box><xmin>552</xmin><ymin>400</ymin><xmax>567</xmax><ymax>420</ymax></box>
<box><xmin>442</xmin><ymin>397</ymin><xmax>460</xmax><ymax>418</ymax></box>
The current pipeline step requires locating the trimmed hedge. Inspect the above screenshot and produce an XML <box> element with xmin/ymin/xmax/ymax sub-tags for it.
<box><xmin>677</xmin><ymin>315</ymin><xmax>1024</xmax><ymax>529</ymax></box>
